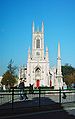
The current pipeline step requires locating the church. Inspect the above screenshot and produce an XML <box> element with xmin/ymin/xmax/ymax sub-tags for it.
<box><xmin>19</xmin><ymin>22</ymin><xmax>63</xmax><ymax>89</ymax></box>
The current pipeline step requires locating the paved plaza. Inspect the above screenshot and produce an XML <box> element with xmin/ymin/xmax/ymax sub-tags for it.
<box><xmin>0</xmin><ymin>90</ymin><xmax>75</xmax><ymax>119</ymax></box>
<box><xmin>0</xmin><ymin>90</ymin><xmax>75</xmax><ymax>109</ymax></box>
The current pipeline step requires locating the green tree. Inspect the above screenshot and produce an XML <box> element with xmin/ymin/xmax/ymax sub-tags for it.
<box><xmin>64</xmin><ymin>71</ymin><xmax>75</xmax><ymax>86</ymax></box>
<box><xmin>62</xmin><ymin>63</ymin><xmax>75</xmax><ymax>77</ymax></box>
<box><xmin>1</xmin><ymin>59</ymin><xmax>17</xmax><ymax>88</ymax></box>
<box><xmin>62</xmin><ymin>64</ymin><xmax>75</xmax><ymax>86</ymax></box>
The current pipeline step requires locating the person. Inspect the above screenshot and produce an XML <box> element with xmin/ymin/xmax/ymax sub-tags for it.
<box><xmin>62</xmin><ymin>92</ymin><xmax>67</xmax><ymax>99</ymax></box>
<box><xmin>29</xmin><ymin>84</ymin><xmax>33</xmax><ymax>94</ymax></box>
<box><xmin>19</xmin><ymin>79</ymin><xmax>28</xmax><ymax>100</ymax></box>
<box><xmin>62</xmin><ymin>82</ymin><xmax>67</xmax><ymax>99</ymax></box>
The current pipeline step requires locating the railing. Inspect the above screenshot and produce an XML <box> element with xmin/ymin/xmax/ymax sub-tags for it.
<box><xmin>0</xmin><ymin>88</ymin><xmax>75</xmax><ymax>110</ymax></box>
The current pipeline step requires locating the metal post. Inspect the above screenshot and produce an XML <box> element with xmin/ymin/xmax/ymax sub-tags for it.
<box><xmin>12</xmin><ymin>88</ymin><xmax>14</xmax><ymax>110</ymax></box>
<box><xmin>39</xmin><ymin>87</ymin><xmax>41</xmax><ymax>107</ymax></box>
<box><xmin>59</xmin><ymin>88</ymin><xmax>61</xmax><ymax>104</ymax></box>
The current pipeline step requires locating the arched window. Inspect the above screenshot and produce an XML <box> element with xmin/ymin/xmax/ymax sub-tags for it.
<box><xmin>36</xmin><ymin>39</ymin><xmax>40</xmax><ymax>48</ymax></box>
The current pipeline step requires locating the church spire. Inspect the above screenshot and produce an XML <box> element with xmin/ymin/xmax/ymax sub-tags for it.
<box><xmin>58</xmin><ymin>42</ymin><xmax>61</xmax><ymax>59</ymax></box>
<box><xmin>57</xmin><ymin>41</ymin><xmax>61</xmax><ymax>75</ymax></box>
<box><xmin>42</xmin><ymin>21</ymin><xmax>44</xmax><ymax>33</ymax></box>
<box><xmin>32</xmin><ymin>21</ymin><xmax>34</xmax><ymax>33</ymax></box>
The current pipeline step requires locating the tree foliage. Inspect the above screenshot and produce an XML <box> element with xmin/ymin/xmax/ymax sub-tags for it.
<box><xmin>62</xmin><ymin>64</ymin><xmax>75</xmax><ymax>86</ymax></box>
<box><xmin>64</xmin><ymin>72</ymin><xmax>75</xmax><ymax>85</ymax></box>
<box><xmin>62</xmin><ymin>63</ymin><xmax>75</xmax><ymax>76</ymax></box>
<box><xmin>1</xmin><ymin>59</ymin><xmax>17</xmax><ymax>88</ymax></box>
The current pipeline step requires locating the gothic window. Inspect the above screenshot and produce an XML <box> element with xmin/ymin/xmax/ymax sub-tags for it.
<box><xmin>36</xmin><ymin>39</ymin><xmax>40</xmax><ymax>48</ymax></box>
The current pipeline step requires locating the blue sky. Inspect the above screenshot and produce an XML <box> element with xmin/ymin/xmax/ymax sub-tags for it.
<box><xmin>0</xmin><ymin>0</ymin><xmax>75</xmax><ymax>75</ymax></box>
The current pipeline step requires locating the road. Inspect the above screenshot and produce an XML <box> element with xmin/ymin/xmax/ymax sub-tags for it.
<box><xmin>1</xmin><ymin>108</ymin><xmax>75</xmax><ymax>119</ymax></box>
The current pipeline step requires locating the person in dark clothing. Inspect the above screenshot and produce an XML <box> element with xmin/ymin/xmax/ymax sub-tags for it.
<box><xmin>62</xmin><ymin>92</ymin><xmax>67</xmax><ymax>99</ymax></box>
<box><xmin>62</xmin><ymin>82</ymin><xmax>67</xmax><ymax>99</ymax></box>
<box><xmin>29</xmin><ymin>84</ymin><xmax>33</xmax><ymax>94</ymax></box>
<box><xmin>19</xmin><ymin>80</ymin><xmax>28</xmax><ymax>100</ymax></box>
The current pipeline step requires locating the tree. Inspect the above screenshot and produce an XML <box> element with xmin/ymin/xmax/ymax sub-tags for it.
<box><xmin>7</xmin><ymin>59</ymin><xmax>17</xmax><ymax>75</ymax></box>
<box><xmin>64</xmin><ymin>71</ymin><xmax>75</xmax><ymax>86</ymax></box>
<box><xmin>1</xmin><ymin>59</ymin><xmax>17</xmax><ymax>88</ymax></box>
<box><xmin>62</xmin><ymin>64</ymin><xmax>75</xmax><ymax>86</ymax></box>
<box><xmin>62</xmin><ymin>64</ymin><xmax>75</xmax><ymax>77</ymax></box>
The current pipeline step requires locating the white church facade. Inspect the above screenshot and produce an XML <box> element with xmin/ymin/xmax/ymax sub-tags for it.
<box><xmin>19</xmin><ymin>22</ymin><xmax>63</xmax><ymax>89</ymax></box>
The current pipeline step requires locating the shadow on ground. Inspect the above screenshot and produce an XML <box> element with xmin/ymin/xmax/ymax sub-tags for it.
<box><xmin>0</xmin><ymin>96</ymin><xmax>75</xmax><ymax>119</ymax></box>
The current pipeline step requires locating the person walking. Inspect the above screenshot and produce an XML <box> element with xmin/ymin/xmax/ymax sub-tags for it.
<box><xmin>29</xmin><ymin>84</ymin><xmax>33</xmax><ymax>94</ymax></box>
<box><xmin>19</xmin><ymin>79</ymin><xmax>28</xmax><ymax>100</ymax></box>
<box><xmin>62</xmin><ymin>82</ymin><xmax>67</xmax><ymax>99</ymax></box>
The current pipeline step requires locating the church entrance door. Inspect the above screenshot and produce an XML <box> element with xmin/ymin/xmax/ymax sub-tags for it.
<box><xmin>36</xmin><ymin>80</ymin><xmax>40</xmax><ymax>88</ymax></box>
<box><xmin>35</xmin><ymin>67</ymin><xmax>41</xmax><ymax>88</ymax></box>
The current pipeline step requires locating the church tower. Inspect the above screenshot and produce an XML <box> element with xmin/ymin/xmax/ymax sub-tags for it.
<box><xmin>26</xmin><ymin>22</ymin><xmax>50</xmax><ymax>87</ymax></box>
<box><xmin>32</xmin><ymin>21</ymin><xmax>44</xmax><ymax>60</ymax></box>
